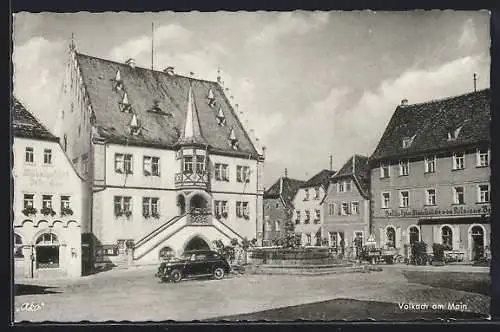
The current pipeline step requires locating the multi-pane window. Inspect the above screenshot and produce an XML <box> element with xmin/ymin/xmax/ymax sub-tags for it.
<box><xmin>43</xmin><ymin>149</ymin><xmax>52</xmax><ymax>164</ymax></box>
<box><xmin>236</xmin><ymin>166</ymin><xmax>250</xmax><ymax>182</ymax></box>
<box><xmin>453</xmin><ymin>187</ymin><xmax>465</xmax><ymax>205</ymax></box>
<box><xmin>314</xmin><ymin>187</ymin><xmax>320</xmax><ymax>199</ymax></box>
<box><xmin>25</xmin><ymin>147</ymin><xmax>34</xmax><ymax>163</ymax></box>
<box><xmin>195</xmin><ymin>155</ymin><xmax>206</xmax><ymax>174</ymax></box>
<box><xmin>143</xmin><ymin>156</ymin><xmax>160</xmax><ymax>176</ymax></box>
<box><xmin>114</xmin><ymin>196</ymin><xmax>132</xmax><ymax>216</ymax></box>
<box><xmin>214</xmin><ymin>200</ymin><xmax>228</xmax><ymax>217</ymax></box>
<box><xmin>338</xmin><ymin>182</ymin><xmax>345</xmax><ymax>193</ymax></box>
<box><xmin>409</xmin><ymin>226</ymin><xmax>420</xmax><ymax>244</ymax></box>
<box><xmin>380</xmin><ymin>162</ymin><xmax>390</xmax><ymax>178</ymax></box>
<box><xmin>426</xmin><ymin>189</ymin><xmax>436</xmax><ymax>206</ymax></box>
<box><xmin>214</xmin><ymin>163</ymin><xmax>229</xmax><ymax>181</ymax></box>
<box><xmin>452</xmin><ymin>152</ymin><xmax>465</xmax><ymax>170</ymax></box>
<box><xmin>295</xmin><ymin>210</ymin><xmax>301</xmax><ymax>224</ymax></box>
<box><xmin>351</xmin><ymin>202</ymin><xmax>359</xmax><ymax>215</ymax></box>
<box><xmin>42</xmin><ymin>195</ymin><xmax>53</xmax><ymax>209</ymax></box>
<box><xmin>142</xmin><ymin>197</ymin><xmax>159</xmax><ymax>217</ymax></box>
<box><xmin>305</xmin><ymin>233</ymin><xmax>312</xmax><ymax>245</ymax></box>
<box><xmin>236</xmin><ymin>201</ymin><xmax>249</xmax><ymax>218</ymax></box>
<box><xmin>399</xmin><ymin>160</ymin><xmax>409</xmax><ymax>176</ymax></box>
<box><xmin>478</xmin><ymin>185</ymin><xmax>490</xmax><ymax>203</ymax></box>
<box><xmin>400</xmin><ymin>191</ymin><xmax>409</xmax><ymax>208</ymax></box>
<box><xmin>345</xmin><ymin>180</ymin><xmax>352</xmax><ymax>192</ymax></box>
<box><xmin>424</xmin><ymin>156</ymin><xmax>436</xmax><ymax>173</ymax></box>
<box><xmin>183</xmin><ymin>156</ymin><xmax>193</xmax><ymax>174</ymax></box>
<box><xmin>82</xmin><ymin>154</ymin><xmax>88</xmax><ymax>175</ymax></box>
<box><xmin>341</xmin><ymin>202</ymin><xmax>350</xmax><ymax>215</ymax></box>
<box><xmin>115</xmin><ymin>153</ymin><xmax>133</xmax><ymax>174</ymax></box>
<box><xmin>477</xmin><ymin>149</ymin><xmax>489</xmax><ymax>167</ymax></box>
<box><xmin>328</xmin><ymin>203</ymin><xmax>335</xmax><ymax>215</ymax></box>
<box><xmin>441</xmin><ymin>226</ymin><xmax>453</xmax><ymax>250</ymax></box>
<box><xmin>23</xmin><ymin>194</ymin><xmax>34</xmax><ymax>209</ymax></box>
<box><xmin>381</xmin><ymin>192</ymin><xmax>390</xmax><ymax>209</ymax></box>
<box><xmin>304</xmin><ymin>210</ymin><xmax>311</xmax><ymax>223</ymax></box>
<box><xmin>314</xmin><ymin>209</ymin><xmax>321</xmax><ymax>221</ymax></box>
<box><xmin>60</xmin><ymin>196</ymin><xmax>70</xmax><ymax>210</ymax></box>
<box><xmin>304</xmin><ymin>189</ymin><xmax>310</xmax><ymax>200</ymax></box>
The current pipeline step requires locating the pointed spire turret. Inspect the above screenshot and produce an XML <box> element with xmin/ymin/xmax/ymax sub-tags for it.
<box><xmin>130</xmin><ymin>113</ymin><xmax>138</xmax><ymax>128</ymax></box>
<box><xmin>177</xmin><ymin>85</ymin><xmax>208</xmax><ymax>146</ymax></box>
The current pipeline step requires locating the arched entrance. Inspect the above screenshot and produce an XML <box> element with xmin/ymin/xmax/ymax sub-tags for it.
<box><xmin>35</xmin><ymin>233</ymin><xmax>60</xmax><ymax>269</ymax></box>
<box><xmin>190</xmin><ymin>194</ymin><xmax>208</xmax><ymax>210</ymax></box>
<box><xmin>409</xmin><ymin>226</ymin><xmax>420</xmax><ymax>245</ymax></box>
<box><xmin>471</xmin><ymin>225</ymin><xmax>485</xmax><ymax>261</ymax></box>
<box><xmin>185</xmin><ymin>236</ymin><xmax>210</xmax><ymax>251</ymax></box>
<box><xmin>177</xmin><ymin>195</ymin><xmax>186</xmax><ymax>215</ymax></box>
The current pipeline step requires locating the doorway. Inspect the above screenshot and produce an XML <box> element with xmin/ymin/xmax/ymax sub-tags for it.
<box><xmin>185</xmin><ymin>236</ymin><xmax>210</xmax><ymax>251</ymax></box>
<box><xmin>471</xmin><ymin>226</ymin><xmax>484</xmax><ymax>261</ymax></box>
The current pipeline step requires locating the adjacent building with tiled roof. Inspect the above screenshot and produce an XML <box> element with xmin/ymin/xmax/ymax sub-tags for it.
<box><xmin>322</xmin><ymin>155</ymin><xmax>370</xmax><ymax>257</ymax></box>
<box><xmin>12</xmin><ymin>97</ymin><xmax>87</xmax><ymax>279</ymax></box>
<box><xmin>263</xmin><ymin>172</ymin><xmax>304</xmax><ymax>245</ymax></box>
<box><xmin>369</xmin><ymin>89</ymin><xmax>491</xmax><ymax>262</ymax></box>
<box><xmin>55</xmin><ymin>41</ymin><xmax>265</xmax><ymax>267</ymax></box>
<box><xmin>292</xmin><ymin>168</ymin><xmax>336</xmax><ymax>246</ymax></box>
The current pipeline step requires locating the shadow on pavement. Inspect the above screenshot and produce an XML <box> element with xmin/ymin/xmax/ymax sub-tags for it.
<box><xmin>205</xmin><ymin>298</ymin><xmax>487</xmax><ymax>321</ymax></box>
<box><xmin>403</xmin><ymin>270</ymin><xmax>490</xmax><ymax>296</ymax></box>
<box><xmin>15</xmin><ymin>284</ymin><xmax>62</xmax><ymax>296</ymax></box>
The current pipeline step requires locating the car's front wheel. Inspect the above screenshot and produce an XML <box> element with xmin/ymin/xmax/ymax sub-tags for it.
<box><xmin>213</xmin><ymin>267</ymin><xmax>225</xmax><ymax>280</ymax></box>
<box><xmin>170</xmin><ymin>269</ymin><xmax>182</xmax><ymax>283</ymax></box>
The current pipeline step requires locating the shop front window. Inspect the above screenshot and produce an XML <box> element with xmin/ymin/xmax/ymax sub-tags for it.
<box><xmin>36</xmin><ymin>233</ymin><xmax>60</xmax><ymax>269</ymax></box>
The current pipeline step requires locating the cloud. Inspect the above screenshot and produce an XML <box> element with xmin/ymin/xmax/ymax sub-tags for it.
<box><xmin>13</xmin><ymin>37</ymin><xmax>65</xmax><ymax>131</ymax></box>
<box><xmin>109</xmin><ymin>23</ymin><xmax>193</xmax><ymax>62</ymax></box>
<box><xmin>458</xmin><ymin>18</ymin><xmax>480</xmax><ymax>51</ymax></box>
<box><xmin>248</xmin><ymin>11</ymin><xmax>330</xmax><ymax>46</ymax></box>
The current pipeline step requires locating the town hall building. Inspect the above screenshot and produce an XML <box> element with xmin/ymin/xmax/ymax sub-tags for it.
<box><xmin>54</xmin><ymin>40</ymin><xmax>265</xmax><ymax>267</ymax></box>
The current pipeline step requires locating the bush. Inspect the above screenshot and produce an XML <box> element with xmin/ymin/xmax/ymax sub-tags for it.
<box><xmin>411</xmin><ymin>241</ymin><xmax>427</xmax><ymax>263</ymax></box>
<box><xmin>432</xmin><ymin>243</ymin><xmax>446</xmax><ymax>262</ymax></box>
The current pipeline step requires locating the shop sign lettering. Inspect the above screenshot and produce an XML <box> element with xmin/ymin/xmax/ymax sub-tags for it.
<box><xmin>385</xmin><ymin>205</ymin><xmax>491</xmax><ymax>218</ymax></box>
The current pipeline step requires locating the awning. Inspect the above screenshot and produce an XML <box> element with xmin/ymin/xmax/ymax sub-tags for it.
<box><xmin>418</xmin><ymin>216</ymin><xmax>489</xmax><ymax>225</ymax></box>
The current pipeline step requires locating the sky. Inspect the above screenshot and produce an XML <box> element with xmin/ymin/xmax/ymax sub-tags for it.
<box><xmin>12</xmin><ymin>10</ymin><xmax>490</xmax><ymax>188</ymax></box>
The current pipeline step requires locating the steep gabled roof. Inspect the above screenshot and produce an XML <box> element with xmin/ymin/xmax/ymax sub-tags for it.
<box><xmin>75</xmin><ymin>52</ymin><xmax>259</xmax><ymax>158</ymax></box>
<box><xmin>332</xmin><ymin>154</ymin><xmax>370</xmax><ymax>197</ymax></box>
<box><xmin>371</xmin><ymin>89</ymin><xmax>490</xmax><ymax>162</ymax></box>
<box><xmin>12</xmin><ymin>97</ymin><xmax>58</xmax><ymax>141</ymax></box>
<box><xmin>264</xmin><ymin>177</ymin><xmax>305</xmax><ymax>208</ymax></box>
<box><xmin>300</xmin><ymin>169</ymin><xmax>336</xmax><ymax>190</ymax></box>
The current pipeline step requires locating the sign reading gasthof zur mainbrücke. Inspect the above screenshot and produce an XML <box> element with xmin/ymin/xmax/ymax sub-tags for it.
<box><xmin>384</xmin><ymin>205</ymin><xmax>491</xmax><ymax>218</ymax></box>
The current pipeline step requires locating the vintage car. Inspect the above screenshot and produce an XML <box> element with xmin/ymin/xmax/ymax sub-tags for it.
<box><xmin>155</xmin><ymin>250</ymin><xmax>231</xmax><ymax>283</ymax></box>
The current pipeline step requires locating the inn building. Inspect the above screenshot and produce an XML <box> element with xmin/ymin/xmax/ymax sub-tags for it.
<box><xmin>369</xmin><ymin>89</ymin><xmax>491</xmax><ymax>262</ymax></box>
<box><xmin>12</xmin><ymin>98</ymin><xmax>87</xmax><ymax>278</ymax></box>
<box><xmin>292</xmin><ymin>169</ymin><xmax>336</xmax><ymax>246</ymax></box>
<box><xmin>54</xmin><ymin>40</ymin><xmax>265</xmax><ymax>267</ymax></box>
<box><xmin>322</xmin><ymin>155</ymin><xmax>370</xmax><ymax>253</ymax></box>
<box><xmin>263</xmin><ymin>170</ymin><xmax>304</xmax><ymax>245</ymax></box>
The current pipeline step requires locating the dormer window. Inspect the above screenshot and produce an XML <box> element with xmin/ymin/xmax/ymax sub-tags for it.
<box><xmin>113</xmin><ymin>69</ymin><xmax>123</xmax><ymax>91</ymax></box>
<box><xmin>228</xmin><ymin>128</ymin><xmax>238</xmax><ymax>150</ymax></box>
<box><xmin>447</xmin><ymin>120</ymin><xmax>469</xmax><ymax>141</ymax></box>
<box><xmin>402</xmin><ymin>135</ymin><xmax>416</xmax><ymax>148</ymax></box>
<box><xmin>216</xmin><ymin>107</ymin><xmax>226</xmax><ymax>126</ymax></box>
<box><xmin>119</xmin><ymin>92</ymin><xmax>132</xmax><ymax>113</ymax></box>
<box><xmin>208</xmin><ymin>89</ymin><xmax>216</xmax><ymax>108</ymax></box>
<box><xmin>129</xmin><ymin>114</ymin><xmax>141</xmax><ymax>136</ymax></box>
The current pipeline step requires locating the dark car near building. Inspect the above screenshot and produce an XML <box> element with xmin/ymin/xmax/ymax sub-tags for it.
<box><xmin>155</xmin><ymin>250</ymin><xmax>231</xmax><ymax>283</ymax></box>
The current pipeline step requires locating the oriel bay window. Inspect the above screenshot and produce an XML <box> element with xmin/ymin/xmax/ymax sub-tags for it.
<box><xmin>143</xmin><ymin>156</ymin><xmax>160</xmax><ymax>176</ymax></box>
<box><xmin>195</xmin><ymin>155</ymin><xmax>206</xmax><ymax>174</ymax></box>
<box><xmin>183</xmin><ymin>156</ymin><xmax>193</xmax><ymax>174</ymax></box>
<box><xmin>114</xmin><ymin>196</ymin><xmax>132</xmax><ymax>217</ymax></box>
<box><xmin>142</xmin><ymin>197</ymin><xmax>159</xmax><ymax>218</ymax></box>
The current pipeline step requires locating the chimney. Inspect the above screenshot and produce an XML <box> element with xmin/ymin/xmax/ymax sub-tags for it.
<box><xmin>400</xmin><ymin>99</ymin><xmax>408</xmax><ymax>107</ymax></box>
<box><xmin>125</xmin><ymin>58</ymin><xmax>136</xmax><ymax>68</ymax></box>
<box><xmin>163</xmin><ymin>66</ymin><xmax>175</xmax><ymax>76</ymax></box>
<box><xmin>284</xmin><ymin>168</ymin><xmax>288</xmax><ymax>178</ymax></box>
<box><xmin>329</xmin><ymin>155</ymin><xmax>333</xmax><ymax>171</ymax></box>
